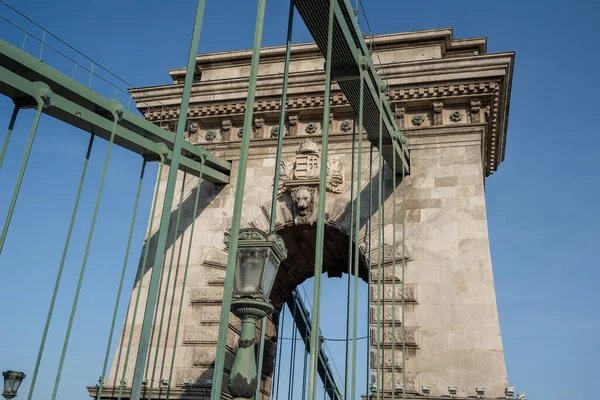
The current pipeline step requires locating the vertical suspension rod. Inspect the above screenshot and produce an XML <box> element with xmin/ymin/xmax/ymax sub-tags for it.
<box><xmin>350</xmin><ymin>55</ymin><xmax>366</xmax><ymax>400</ymax></box>
<box><xmin>96</xmin><ymin>159</ymin><xmax>147</xmax><ymax>400</ymax></box>
<box><xmin>0</xmin><ymin>98</ymin><xmax>45</xmax><ymax>253</ymax></box>
<box><xmin>118</xmin><ymin>159</ymin><xmax>165</xmax><ymax>400</ymax></box>
<box><xmin>51</xmin><ymin>106</ymin><xmax>121</xmax><ymax>400</ymax></box>
<box><xmin>130</xmin><ymin>1</ymin><xmax>206</xmax><ymax>399</ymax></box>
<box><xmin>376</xmin><ymin>89</ymin><xmax>384</xmax><ymax>400</ymax></box>
<box><xmin>0</xmin><ymin>104</ymin><xmax>19</xmax><ymax>172</ymax></box>
<box><xmin>165</xmin><ymin>153</ymin><xmax>207</xmax><ymax>400</ymax></box>
<box><xmin>26</xmin><ymin>133</ymin><xmax>95</xmax><ymax>400</ymax></box>
<box><xmin>307</xmin><ymin>0</ymin><xmax>335</xmax><ymax>399</ymax></box>
<box><xmin>210</xmin><ymin>0</ymin><xmax>267</xmax><ymax>397</ymax></box>
<box><xmin>343</xmin><ymin>109</ymin><xmax>357</xmax><ymax>400</ymax></box>
<box><xmin>147</xmin><ymin>171</ymin><xmax>188</xmax><ymax>400</ymax></box>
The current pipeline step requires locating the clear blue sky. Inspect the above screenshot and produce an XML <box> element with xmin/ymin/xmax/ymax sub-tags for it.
<box><xmin>1</xmin><ymin>0</ymin><xmax>599</xmax><ymax>399</ymax></box>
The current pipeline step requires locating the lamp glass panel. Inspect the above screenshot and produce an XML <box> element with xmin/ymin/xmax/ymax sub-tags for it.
<box><xmin>233</xmin><ymin>249</ymin><xmax>267</xmax><ymax>296</ymax></box>
<box><xmin>4</xmin><ymin>373</ymin><xmax>15</xmax><ymax>392</ymax></box>
<box><xmin>12</xmin><ymin>375</ymin><xmax>23</xmax><ymax>393</ymax></box>
<box><xmin>261</xmin><ymin>252</ymin><xmax>278</xmax><ymax>300</ymax></box>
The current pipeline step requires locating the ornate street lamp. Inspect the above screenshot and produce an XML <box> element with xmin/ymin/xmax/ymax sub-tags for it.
<box><xmin>2</xmin><ymin>371</ymin><xmax>25</xmax><ymax>399</ymax></box>
<box><xmin>224</xmin><ymin>228</ymin><xmax>287</xmax><ymax>400</ymax></box>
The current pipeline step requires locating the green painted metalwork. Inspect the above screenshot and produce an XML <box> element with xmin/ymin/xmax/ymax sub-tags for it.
<box><xmin>376</xmin><ymin>87</ymin><xmax>384</xmax><ymax>400</ymax></box>
<box><xmin>254</xmin><ymin>318</ymin><xmax>268</xmax><ymax>400</ymax></box>
<box><xmin>118</xmin><ymin>159</ymin><xmax>165</xmax><ymax>400</ymax></box>
<box><xmin>147</xmin><ymin>170</ymin><xmax>188</xmax><ymax>400</ymax></box>
<box><xmin>52</xmin><ymin>104</ymin><xmax>122</xmax><ymax>400</ymax></box>
<box><xmin>96</xmin><ymin>160</ymin><xmax>147</xmax><ymax>400</ymax></box>
<box><xmin>130</xmin><ymin>2</ymin><xmax>207</xmax><ymax>398</ymax></box>
<box><xmin>0</xmin><ymin>104</ymin><xmax>19</xmax><ymax>172</ymax></box>
<box><xmin>165</xmin><ymin>153</ymin><xmax>206</xmax><ymax>400</ymax></box>
<box><xmin>0</xmin><ymin>87</ymin><xmax>47</xmax><ymax>254</ymax></box>
<box><xmin>392</xmin><ymin>125</ymin><xmax>397</xmax><ymax>400</ymax></box>
<box><xmin>401</xmin><ymin>137</ymin><xmax>407</xmax><ymax>400</ymax></box>
<box><xmin>292</xmin><ymin>0</ymin><xmax>409</xmax><ymax>175</ymax></box>
<box><xmin>26</xmin><ymin>133</ymin><xmax>94</xmax><ymax>400</ymax></box>
<box><xmin>254</xmin><ymin>3</ymin><xmax>295</xmax><ymax>398</ymax></box>
<box><xmin>285</xmin><ymin>292</ymin><xmax>343</xmax><ymax>400</ymax></box>
<box><xmin>210</xmin><ymin>0</ymin><xmax>267</xmax><ymax>397</ymax></box>
<box><xmin>307</xmin><ymin>0</ymin><xmax>335</xmax><ymax>399</ymax></box>
<box><xmin>269</xmin><ymin>0</ymin><xmax>294</xmax><ymax>233</ymax></box>
<box><xmin>0</xmin><ymin>39</ymin><xmax>230</xmax><ymax>182</ymax></box>
<box><xmin>351</xmin><ymin>55</ymin><xmax>366</xmax><ymax>400</ymax></box>
<box><xmin>343</xmin><ymin>114</ymin><xmax>356</xmax><ymax>400</ymax></box>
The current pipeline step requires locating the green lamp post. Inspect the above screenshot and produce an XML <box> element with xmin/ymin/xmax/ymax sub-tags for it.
<box><xmin>224</xmin><ymin>228</ymin><xmax>287</xmax><ymax>400</ymax></box>
<box><xmin>2</xmin><ymin>371</ymin><xmax>25</xmax><ymax>399</ymax></box>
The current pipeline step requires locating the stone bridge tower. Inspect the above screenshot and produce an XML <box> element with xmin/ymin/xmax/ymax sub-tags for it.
<box><xmin>95</xmin><ymin>29</ymin><xmax>514</xmax><ymax>399</ymax></box>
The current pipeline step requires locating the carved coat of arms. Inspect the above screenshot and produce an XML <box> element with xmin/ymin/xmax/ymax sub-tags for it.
<box><xmin>277</xmin><ymin>140</ymin><xmax>344</xmax><ymax>225</ymax></box>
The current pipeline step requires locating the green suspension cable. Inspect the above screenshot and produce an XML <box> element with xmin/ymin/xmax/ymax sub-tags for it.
<box><xmin>0</xmin><ymin>105</ymin><xmax>19</xmax><ymax>173</ymax></box>
<box><xmin>288</xmin><ymin>298</ymin><xmax>298</xmax><ymax>400</ymax></box>
<box><xmin>307</xmin><ymin>1</ymin><xmax>335</xmax><ymax>399</ymax></box>
<box><xmin>0</xmin><ymin>100</ymin><xmax>44</xmax><ymax>254</ymax></box>
<box><xmin>165</xmin><ymin>154</ymin><xmax>207</xmax><ymax>400</ymax></box>
<box><xmin>351</xmin><ymin>56</ymin><xmax>366</xmax><ymax>400</ymax></box>
<box><xmin>131</xmin><ymin>1</ymin><xmax>206</xmax><ymax>397</ymax></box>
<box><xmin>344</xmin><ymin>113</ymin><xmax>357</xmax><ymax>400</ymax></box>
<box><xmin>51</xmin><ymin>107</ymin><xmax>121</xmax><ymax>400</ymax></box>
<box><xmin>147</xmin><ymin>171</ymin><xmax>188</xmax><ymax>400</ymax></box>
<box><xmin>118</xmin><ymin>159</ymin><xmax>165</xmax><ymax>400</ymax></box>
<box><xmin>376</xmin><ymin>90</ymin><xmax>384</xmax><ymax>400</ymax></box>
<box><xmin>366</xmin><ymin>143</ymin><xmax>373</xmax><ymax>396</ymax></box>
<box><xmin>273</xmin><ymin>307</ymin><xmax>285</xmax><ymax>400</ymax></box>
<box><xmin>27</xmin><ymin>133</ymin><xmax>95</xmax><ymax>400</ymax></box>
<box><xmin>257</xmin><ymin>6</ymin><xmax>294</xmax><ymax>395</ymax></box>
<box><xmin>401</xmin><ymin>139</ymin><xmax>406</xmax><ymax>400</ymax></box>
<box><xmin>211</xmin><ymin>1</ymin><xmax>266</xmax><ymax>395</ymax></box>
<box><xmin>391</xmin><ymin>121</ymin><xmax>397</xmax><ymax>400</ymax></box>
<box><xmin>96</xmin><ymin>160</ymin><xmax>147</xmax><ymax>400</ymax></box>
<box><xmin>301</xmin><ymin>343</ymin><xmax>309</xmax><ymax>400</ymax></box>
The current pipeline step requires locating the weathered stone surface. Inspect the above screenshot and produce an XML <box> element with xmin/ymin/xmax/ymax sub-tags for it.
<box><xmin>108</xmin><ymin>29</ymin><xmax>513</xmax><ymax>400</ymax></box>
<box><xmin>190</xmin><ymin>287</ymin><xmax>224</xmax><ymax>303</ymax></box>
<box><xmin>370</xmin><ymin>284</ymin><xmax>417</xmax><ymax>304</ymax></box>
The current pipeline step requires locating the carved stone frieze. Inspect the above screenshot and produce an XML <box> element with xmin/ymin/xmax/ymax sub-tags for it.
<box><xmin>372</xmin><ymin>326</ymin><xmax>419</xmax><ymax>348</ymax></box>
<box><xmin>370</xmin><ymin>284</ymin><xmax>417</xmax><ymax>304</ymax></box>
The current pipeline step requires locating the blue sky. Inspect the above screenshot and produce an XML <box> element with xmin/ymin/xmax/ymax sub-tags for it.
<box><xmin>0</xmin><ymin>0</ymin><xmax>599</xmax><ymax>399</ymax></box>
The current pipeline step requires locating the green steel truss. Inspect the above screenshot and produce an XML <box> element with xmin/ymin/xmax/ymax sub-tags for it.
<box><xmin>293</xmin><ymin>0</ymin><xmax>409</xmax><ymax>175</ymax></box>
<box><xmin>0</xmin><ymin>38</ymin><xmax>231</xmax><ymax>183</ymax></box>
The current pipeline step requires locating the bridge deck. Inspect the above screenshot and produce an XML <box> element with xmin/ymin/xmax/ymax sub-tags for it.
<box><xmin>0</xmin><ymin>38</ymin><xmax>231</xmax><ymax>184</ymax></box>
<box><xmin>293</xmin><ymin>0</ymin><xmax>409</xmax><ymax>175</ymax></box>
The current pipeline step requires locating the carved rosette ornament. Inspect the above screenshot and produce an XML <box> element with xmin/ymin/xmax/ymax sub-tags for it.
<box><xmin>277</xmin><ymin>140</ymin><xmax>344</xmax><ymax>225</ymax></box>
<box><xmin>205</xmin><ymin>130</ymin><xmax>217</xmax><ymax>142</ymax></box>
<box><xmin>305</xmin><ymin>122</ymin><xmax>318</xmax><ymax>135</ymax></box>
<box><xmin>237</xmin><ymin>128</ymin><xmax>244</xmax><ymax>139</ymax></box>
<box><xmin>271</xmin><ymin>126</ymin><xmax>279</xmax><ymax>138</ymax></box>
<box><xmin>432</xmin><ymin>102</ymin><xmax>444</xmax><ymax>125</ymax></box>
<box><xmin>411</xmin><ymin>114</ymin><xmax>425</xmax><ymax>126</ymax></box>
<box><xmin>450</xmin><ymin>110</ymin><xmax>463</xmax><ymax>122</ymax></box>
<box><xmin>340</xmin><ymin>119</ymin><xmax>353</xmax><ymax>132</ymax></box>
<box><xmin>188</xmin><ymin>121</ymin><xmax>199</xmax><ymax>134</ymax></box>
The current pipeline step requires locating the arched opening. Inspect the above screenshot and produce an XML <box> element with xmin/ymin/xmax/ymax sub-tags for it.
<box><xmin>264</xmin><ymin>223</ymin><xmax>371</xmax><ymax>400</ymax></box>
